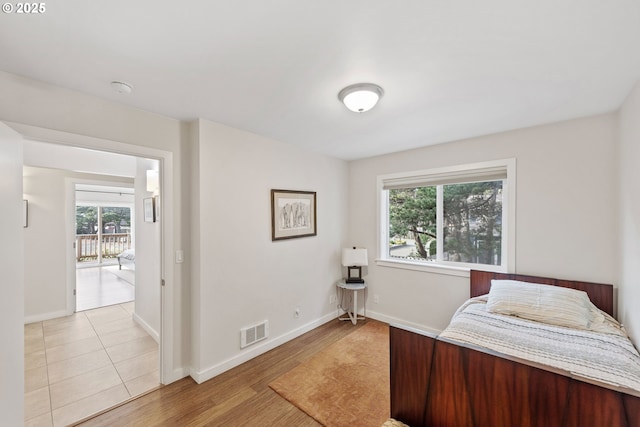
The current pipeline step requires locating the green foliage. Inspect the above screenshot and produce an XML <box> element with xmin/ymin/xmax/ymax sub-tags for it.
<box><xmin>76</xmin><ymin>206</ymin><xmax>131</xmax><ymax>235</ymax></box>
<box><xmin>388</xmin><ymin>181</ymin><xmax>502</xmax><ymax>265</ymax></box>
<box><xmin>443</xmin><ymin>181</ymin><xmax>502</xmax><ymax>265</ymax></box>
<box><xmin>76</xmin><ymin>206</ymin><xmax>98</xmax><ymax>234</ymax></box>
<box><xmin>101</xmin><ymin>207</ymin><xmax>131</xmax><ymax>233</ymax></box>
<box><xmin>389</xmin><ymin>187</ymin><xmax>436</xmax><ymax>258</ymax></box>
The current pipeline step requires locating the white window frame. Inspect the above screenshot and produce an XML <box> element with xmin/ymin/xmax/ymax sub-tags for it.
<box><xmin>376</xmin><ymin>158</ymin><xmax>516</xmax><ymax>277</ymax></box>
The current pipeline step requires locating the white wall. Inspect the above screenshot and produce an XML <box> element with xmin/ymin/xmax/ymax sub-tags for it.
<box><xmin>617</xmin><ymin>80</ymin><xmax>640</xmax><ymax>344</ymax></box>
<box><xmin>190</xmin><ymin>119</ymin><xmax>348</xmax><ymax>382</ymax></box>
<box><xmin>133</xmin><ymin>158</ymin><xmax>161</xmax><ymax>340</ymax></box>
<box><xmin>23</xmin><ymin>167</ymin><xmax>70</xmax><ymax>321</ymax></box>
<box><xmin>0</xmin><ymin>122</ymin><xmax>25</xmax><ymax>426</ymax></box>
<box><xmin>348</xmin><ymin>114</ymin><xmax>618</xmax><ymax>332</ymax></box>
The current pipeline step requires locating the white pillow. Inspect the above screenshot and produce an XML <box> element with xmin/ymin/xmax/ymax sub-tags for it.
<box><xmin>486</xmin><ymin>279</ymin><xmax>592</xmax><ymax>330</ymax></box>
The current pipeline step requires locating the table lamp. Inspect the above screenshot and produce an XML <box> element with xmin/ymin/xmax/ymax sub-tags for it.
<box><xmin>342</xmin><ymin>247</ymin><xmax>368</xmax><ymax>283</ymax></box>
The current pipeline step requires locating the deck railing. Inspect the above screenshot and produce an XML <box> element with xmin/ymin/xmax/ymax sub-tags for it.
<box><xmin>76</xmin><ymin>233</ymin><xmax>131</xmax><ymax>261</ymax></box>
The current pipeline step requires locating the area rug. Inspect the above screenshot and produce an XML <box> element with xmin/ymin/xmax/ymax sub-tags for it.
<box><xmin>105</xmin><ymin>265</ymin><xmax>135</xmax><ymax>285</ymax></box>
<box><xmin>269</xmin><ymin>321</ymin><xmax>390</xmax><ymax>427</ymax></box>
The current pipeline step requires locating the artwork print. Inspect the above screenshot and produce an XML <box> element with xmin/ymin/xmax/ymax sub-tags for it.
<box><xmin>271</xmin><ymin>190</ymin><xmax>317</xmax><ymax>240</ymax></box>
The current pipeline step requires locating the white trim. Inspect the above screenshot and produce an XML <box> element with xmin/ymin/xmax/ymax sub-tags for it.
<box><xmin>24</xmin><ymin>309</ymin><xmax>70</xmax><ymax>324</ymax></box>
<box><xmin>166</xmin><ymin>367</ymin><xmax>191</xmax><ymax>384</ymax></box>
<box><xmin>366</xmin><ymin>309</ymin><xmax>442</xmax><ymax>336</ymax></box>
<box><xmin>388</xmin><ymin>322</ymin><xmax>439</xmax><ymax>339</ymax></box>
<box><xmin>9</xmin><ymin>122</ymin><xmax>180</xmax><ymax>385</ymax></box>
<box><xmin>67</xmin><ymin>177</ymin><xmax>137</xmax><ymax>315</ymax></box>
<box><xmin>190</xmin><ymin>311</ymin><xmax>337</xmax><ymax>384</ymax></box>
<box><xmin>65</xmin><ymin>179</ymin><xmax>77</xmax><ymax>315</ymax></box>
<box><xmin>375</xmin><ymin>258</ymin><xmax>471</xmax><ymax>277</ymax></box>
<box><xmin>377</xmin><ymin>158</ymin><xmax>516</xmax><ymax>274</ymax></box>
<box><xmin>503</xmin><ymin>158</ymin><xmax>517</xmax><ymax>273</ymax></box>
<box><xmin>380</xmin><ymin>159</ymin><xmax>511</xmax><ymax>190</ymax></box>
<box><xmin>436</xmin><ymin>185</ymin><xmax>443</xmax><ymax>261</ymax></box>
<box><xmin>133</xmin><ymin>312</ymin><xmax>160</xmax><ymax>343</ymax></box>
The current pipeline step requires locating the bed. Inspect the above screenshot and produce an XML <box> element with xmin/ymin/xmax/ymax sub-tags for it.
<box><xmin>116</xmin><ymin>248</ymin><xmax>135</xmax><ymax>270</ymax></box>
<box><xmin>389</xmin><ymin>270</ymin><xmax>640</xmax><ymax>427</ymax></box>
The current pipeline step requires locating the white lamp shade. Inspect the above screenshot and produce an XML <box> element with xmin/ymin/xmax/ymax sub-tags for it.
<box><xmin>342</xmin><ymin>248</ymin><xmax>368</xmax><ymax>266</ymax></box>
<box><xmin>146</xmin><ymin>169</ymin><xmax>159</xmax><ymax>194</ymax></box>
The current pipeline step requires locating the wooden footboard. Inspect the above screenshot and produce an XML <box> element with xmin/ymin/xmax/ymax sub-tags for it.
<box><xmin>389</xmin><ymin>325</ymin><xmax>640</xmax><ymax>427</ymax></box>
<box><xmin>389</xmin><ymin>326</ymin><xmax>436</xmax><ymax>426</ymax></box>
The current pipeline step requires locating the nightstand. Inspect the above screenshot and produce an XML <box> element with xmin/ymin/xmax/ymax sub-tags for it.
<box><xmin>337</xmin><ymin>280</ymin><xmax>366</xmax><ymax>325</ymax></box>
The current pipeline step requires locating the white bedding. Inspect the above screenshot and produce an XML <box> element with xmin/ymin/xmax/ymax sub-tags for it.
<box><xmin>439</xmin><ymin>296</ymin><xmax>640</xmax><ymax>393</ymax></box>
<box><xmin>118</xmin><ymin>248</ymin><xmax>135</xmax><ymax>261</ymax></box>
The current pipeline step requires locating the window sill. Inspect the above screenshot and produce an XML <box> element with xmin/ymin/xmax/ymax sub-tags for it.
<box><xmin>376</xmin><ymin>258</ymin><xmax>508</xmax><ymax>276</ymax></box>
<box><xmin>375</xmin><ymin>258</ymin><xmax>471</xmax><ymax>277</ymax></box>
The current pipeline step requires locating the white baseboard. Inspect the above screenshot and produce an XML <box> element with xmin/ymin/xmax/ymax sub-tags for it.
<box><xmin>163</xmin><ymin>366</ymin><xmax>190</xmax><ymax>385</ymax></box>
<box><xmin>364</xmin><ymin>309</ymin><xmax>442</xmax><ymax>335</ymax></box>
<box><xmin>133</xmin><ymin>312</ymin><xmax>160</xmax><ymax>343</ymax></box>
<box><xmin>190</xmin><ymin>311</ymin><xmax>338</xmax><ymax>384</ymax></box>
<box><xmin>24</xmin><ymin>309</ymin><xmax>71</xmax><ymax>324</ymax></box>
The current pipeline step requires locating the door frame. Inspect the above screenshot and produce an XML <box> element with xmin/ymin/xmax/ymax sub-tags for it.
<box><xmin>68</xmin><ymin>180</ymin><xmax>137</xmax><ymax>314</ymax></box>
<box><xmin>11</xmin><ymin>121</ymin><xmax>176</xmax><ymax>385</ymax></box>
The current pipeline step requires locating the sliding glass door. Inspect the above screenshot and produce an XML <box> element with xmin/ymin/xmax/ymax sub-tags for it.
<box><xmin>76</xmin><ymin>204</ymin><xmax>132</xmax><ymax>265</ymax></box>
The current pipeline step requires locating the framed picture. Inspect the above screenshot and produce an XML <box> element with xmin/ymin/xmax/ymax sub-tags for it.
<box><xmin>271</xmin><ymin>189</ymin><xmax>316</xmax><ymax>241</ymax></box>
<box><xmin>143</xmin><ymin>196</ymin><xmax>156</xmax><ymax>223</ymax></box>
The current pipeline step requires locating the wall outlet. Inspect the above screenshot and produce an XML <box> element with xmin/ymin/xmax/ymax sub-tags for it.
<box><xmin>329</xmin><ymin>294</ymin><xmax>337</xmax><ymax>304</ymax></box>
<box><xmin>373</xmin><ymin>294</ymin><xmax>380</xmax><ymax>304</ymax></box>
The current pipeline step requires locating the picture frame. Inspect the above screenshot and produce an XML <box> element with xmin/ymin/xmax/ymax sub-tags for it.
<box><xmin>143</xmin><ymin>196</ymin><xmax>156</xmax><ymax>223</ymax></box>
<box><xmin>271</xmin><ymin>189</ymin><xmax>316</xmax><ymax>241</ymax></box>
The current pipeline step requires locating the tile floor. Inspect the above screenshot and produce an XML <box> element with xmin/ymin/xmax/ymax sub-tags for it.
<box><xmin>24</xmin><ymin>302</ymin><xmax>160</xmax><ymax>427</ymax></box>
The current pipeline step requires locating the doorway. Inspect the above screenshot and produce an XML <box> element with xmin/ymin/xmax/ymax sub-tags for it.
<box><xmin>21</xmin><ymin>135</ymin><xmax>168</xmax><ymax>425</ymax></box>
<box><xmin>75</xmin><ymin>185</ymin><xmax>135</xmax><ymax>312</ymax></box>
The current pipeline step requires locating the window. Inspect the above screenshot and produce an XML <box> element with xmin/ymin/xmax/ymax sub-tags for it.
<box><xmin>377</xmin><ymin>159</ymin><xmax>515</xmax><ymax>275</ymax></box>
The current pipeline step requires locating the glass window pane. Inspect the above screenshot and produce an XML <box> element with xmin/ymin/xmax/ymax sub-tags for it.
<box><xmin>76</xmin><ymin>205</ymin><xmax>99</xmax><ymax>262</ymax></box>
<box><xmin>101</xmin><ymin>206</ymin><xmax>131</xmax><ymax>234</ymax></box>
<box><xmin>76</xmin><ymin>205</ymin><xmax>98</xmax><ymax>235</ymax></box>
<box><xmin>388</xmin><ymin>187</ymin><xmax>437</xmax><ymax>262</ymax></box>
<box><xmin>101</xmin><ymin>207</ymin><xmax>132</xmax><ymax>259</ymax></box>
<box><xmin>442</xmin><ymin>181</ymin><xmax>502</xmax><ymax>265</ymax></box>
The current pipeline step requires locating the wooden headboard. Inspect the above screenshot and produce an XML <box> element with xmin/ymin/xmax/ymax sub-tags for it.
<box><xmin>470</xmin><ymin>270</ymin><xmax>614</xmax><ymax>317</ymax></box>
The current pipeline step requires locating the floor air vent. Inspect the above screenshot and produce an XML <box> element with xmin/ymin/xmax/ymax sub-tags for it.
<box><xmin>240</xmin><ymin>320</ymin><xmax>269</xmax><ymax>349</ymax></box>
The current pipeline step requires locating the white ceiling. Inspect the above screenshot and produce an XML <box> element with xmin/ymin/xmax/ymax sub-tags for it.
<box><xmin>2</xmin><ymin>1</ymin><xmax>640</xmax><ymax>160</ymax></box>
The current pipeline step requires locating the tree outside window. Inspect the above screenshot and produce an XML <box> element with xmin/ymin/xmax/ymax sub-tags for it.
<box><xmin>388</xmin><ymin>181</ymin><xmax>502</xmax><ymax>266</ymax></box>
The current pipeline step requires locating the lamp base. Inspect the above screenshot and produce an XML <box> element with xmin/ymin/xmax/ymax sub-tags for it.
<box><xmin>345</xmin><ymin>277</ymin><xmax>365</xmax><ymax>284</ymax></box>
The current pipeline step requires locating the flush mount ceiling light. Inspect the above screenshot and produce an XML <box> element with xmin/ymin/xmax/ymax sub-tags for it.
<box><xmin>110</xmin><ymin>81</ymin><xmax>133</xmax><ymax>94</ymax></box>
<box><xmin>338</xmin><ymin>83</ymin><xmax>384</xmax><ymax>113</ymax></box>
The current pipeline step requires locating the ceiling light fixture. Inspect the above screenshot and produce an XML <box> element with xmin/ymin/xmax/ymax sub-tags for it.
<box><xmin>110</xmin><ymin>81</ymin><xmax>133</xmax><ymax>94</ymax></box>
<box><xmin>338</xmin><ymin>83</ymin><xmax>384</xmax><ymax>113</ymax></box>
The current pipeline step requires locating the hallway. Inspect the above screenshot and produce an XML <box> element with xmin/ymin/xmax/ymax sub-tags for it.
<box><xmin>24</xmin><ymin>302</ymin><xmax>160</xmax><ymax>426</ymax></box>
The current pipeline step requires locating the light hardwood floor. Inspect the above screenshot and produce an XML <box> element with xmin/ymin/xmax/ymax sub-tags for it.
<box><xmin>24</xmin><ymin>302</ymin><xmax>160</xmax><ymax>427</ymax></box>
<box><xmin>76</xmin><ymin>318</ymin><xmax>376</xmax><ymax>426</ymax></box>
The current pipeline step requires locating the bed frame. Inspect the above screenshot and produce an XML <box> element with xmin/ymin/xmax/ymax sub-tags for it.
<box><xmin>389</xmin><ymin>270</ymin><xmax>640</xmax><ymax>427</ymax></box>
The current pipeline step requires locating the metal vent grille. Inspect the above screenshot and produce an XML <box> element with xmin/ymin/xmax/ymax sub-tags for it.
<box><xmin>240</xmin><ymin>320</ymin><xmax>269</xmax><ymax>348</ymax></box>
